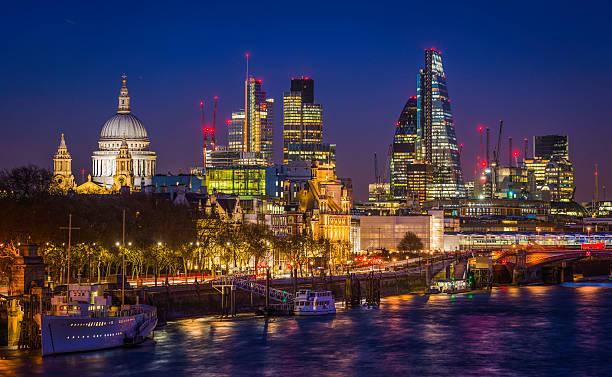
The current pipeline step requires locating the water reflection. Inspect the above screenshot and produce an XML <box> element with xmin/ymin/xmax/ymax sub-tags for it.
<box><xmin>2</xmin><ymin>286</ymin><xmax>612</xmax><ymax>376</ymax></box>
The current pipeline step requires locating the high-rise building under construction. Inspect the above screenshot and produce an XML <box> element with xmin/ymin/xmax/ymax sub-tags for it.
<box><xmin>417</xmin><ymin>48</ymin><xmax>465</xmax><ymax>199</ymax></box>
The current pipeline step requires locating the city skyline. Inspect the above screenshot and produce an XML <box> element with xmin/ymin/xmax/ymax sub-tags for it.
<box><xmin>1</xmin><ymin>1</ymin><xmax>611</xmax><ymax>202</ymax></box>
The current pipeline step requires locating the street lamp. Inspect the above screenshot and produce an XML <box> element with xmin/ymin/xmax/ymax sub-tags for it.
<box><xmin>587</xmin><ymin>226</ymin><xmax>591</xmax><ymax>243</ymax></box>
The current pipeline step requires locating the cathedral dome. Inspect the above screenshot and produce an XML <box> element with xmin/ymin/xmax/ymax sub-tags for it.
<box><xmin>100</xmin><ymin>113</ymin><xmax>148</xmax><ymax>140</ymax></box>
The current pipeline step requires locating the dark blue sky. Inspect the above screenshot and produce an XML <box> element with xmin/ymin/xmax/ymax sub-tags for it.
<box><xmin>1</xmin><ymin>1</ymin><xmax>611</xmax><ymax>201</ymax></box>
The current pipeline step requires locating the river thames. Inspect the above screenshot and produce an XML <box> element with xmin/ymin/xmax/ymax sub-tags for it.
<box><xmin>2</xmin><ymin>285</ymin><xmax>611</xmax><ymax>376</ymax></box>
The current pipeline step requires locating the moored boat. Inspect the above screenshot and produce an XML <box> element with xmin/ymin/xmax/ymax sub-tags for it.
<box><xmin>41</xmin><ymin>284</ymin><xmax>157</xmax><ymax>356</ymax></box>
<box><xmin>293</xmin><ymin>290</ymin><xmax>336</xmax><ymax>316</ymax></box>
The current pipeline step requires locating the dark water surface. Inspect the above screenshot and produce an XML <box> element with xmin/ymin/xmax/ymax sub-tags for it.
<box><xmin>2</xmin><ymin>286</ymin><xmax>612</xmax><ymax>376</ymax></box>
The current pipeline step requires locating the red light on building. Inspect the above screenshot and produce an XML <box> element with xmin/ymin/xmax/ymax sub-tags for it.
<box><xmin>245</xmin><ymin>52</ymin><xmax>249</xmax><ymax>57</ymax></box>
<box><xmin>225</xmin><ymin>119</ymin><xmax>231</xmax><ymax>125</ymax></box>
<box><xmin>478</xmin><ymin>125</ymin><xmax>483</xmax><ymax>132</ymax></box>
<box><xmin>513</xmin><ymin>151</ymin><xmax>519</xmax><ymax>157</ymax></box>
<box><xmin>214</xmin><ymin>96</ymin><xmax>218</xmax><ymax>100</ymax></box>
<box><xmin>199</xmin><ymin>101</ymin><xmax>203</xmax><ymax>106</ymax></box>
<box><xmin>481</xmin><ymin>161</ymin><xmax>487</xmax><ymax>168</ymax></box>
<box><xmin>305</xmin><ymin>76</ymin><xmax>310</xmax><ymax>80</ymax></box>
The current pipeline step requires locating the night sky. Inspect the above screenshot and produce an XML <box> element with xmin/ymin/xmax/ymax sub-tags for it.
<box><xmin>2</xmin><ymin>1</ymin><xmax>611</xmax><ymax>202</ymax></box>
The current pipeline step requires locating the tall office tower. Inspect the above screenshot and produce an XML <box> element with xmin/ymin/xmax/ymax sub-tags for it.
<box><xmin>534</xmin><ymin>135</ymin><xmax>569</xmax><ymax>159</ymax></box>
<box><xmin>283</xmin><ymin>77</ymin><xmax>330</xmax><ymax>165</ymax></box>
<box><xmin>526</xmin><ymin>134</ymin><xmax>574</xmax><ymax>201</ymax></box>
<box><xmin>228</xmin><ymin>110</ymin><xmax>245</xmax><ymax>152</ymax></box>
<box><xmin>245</xmin><ymin>78</ymin><xmax>274</xmax><ymax>165</ymax></box>
<box><xmin>417</xmin><ymin>48</ymin><xmax>465</xmax><ymax>199</ymax></box>
<box><xmin>390</xmin><ymin>96</ymin><xmax>430</xmax><ymax>204</ymax></box>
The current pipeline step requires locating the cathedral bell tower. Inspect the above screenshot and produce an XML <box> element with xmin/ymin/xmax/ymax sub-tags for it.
<box><xmin>52</xmin><ymin>133</ymin><xmax>75</xmax><ymax>192</ymax></box>
<box><xmin>112</xmin><ymin>134</ymin><xmax>134</xmax><ymax>190</ymax></box>
<box><xmin>117</xmin><ymin>73</ymin><xmax>130</xmax><ymax>114</ymax></box>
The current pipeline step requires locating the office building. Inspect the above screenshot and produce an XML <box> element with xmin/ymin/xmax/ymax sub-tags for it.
<box><xmin>390</xmin><ymin>96</ymin><xmax>425</xmax><ymax>202</ymax></box>
<box><xmin>534</xmin><ymin>135</ymin><xmax>569</xmax><ymax>160</ymax></box>
<box><xmin>283</xmin><ymin>77</ymin><xmax>334</xmax><ymax>166</ymax></box>
<box><xmin>245</xmin><ymin>78</ymin><xmax>274</xmax><ymax>165</ymax></box>
<box><xmin>417</xmin><ymin>48</ymin><xmax>465</xmax><ymax>199</ymax></box>
<box><xmin>228</xmin><ymin>110</ymin><xmax>245</xmax><ymax>153</ymax></box>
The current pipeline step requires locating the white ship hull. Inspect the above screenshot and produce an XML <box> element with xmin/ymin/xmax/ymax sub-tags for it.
<box><xmin>41</xmin><ymin>305</ymin><xmax>157</xmax><ymax>356</ymax></box>
<box><xmin>294</xmin><ymin>307</ymin><xmax>336</xmax><ymax>316</ymax></box>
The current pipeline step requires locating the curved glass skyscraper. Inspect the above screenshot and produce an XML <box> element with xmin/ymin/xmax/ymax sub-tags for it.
<box><xmin>417</xmin><ymin>48</ymin><xmax>465</xmax><ymax>199</ymax></box>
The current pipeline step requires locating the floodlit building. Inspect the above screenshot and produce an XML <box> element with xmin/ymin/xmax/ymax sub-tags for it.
<box><xmin>52</xmin><ymin>133</ymin><xmax>75</xmax><ymax>192</ymax></box>
<box><xmin>358</xmin><ymin>210</ymin><xmax>444</xmax><ymax>251</ymax></box>
<box><xmin>91</xmin><ymin>75</ymin><xmax>156</xmax><ymax>188</ymax></box>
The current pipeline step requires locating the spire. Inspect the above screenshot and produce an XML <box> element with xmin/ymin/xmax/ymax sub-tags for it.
<box><xmin>59</xmin><ymin>133</ymin><xmax>67</xmax><ymax>149</ymax></box>
<box><xmin>117</xmin><ymin>73</ymin><xmax>131</xmax><ymax>114</ymax></box>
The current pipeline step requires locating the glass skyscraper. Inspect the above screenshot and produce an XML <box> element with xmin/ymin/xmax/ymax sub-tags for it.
<box><xmin>245</xmin><ymin>78</ymin><xmax>274</xmax><ymax>165</ymax></box>
<box><xmin>283</xmin><ymin>77</ymin><xmax>334</xmax><ymax>166</ymax></box>
<box><xmin>228</xmin><ymin>110</ymin><xmax>245</xmax><ymax>153</ymax></box>
<box><xmin>417</xmin><ymin>48</ymin><xmax>465</xmax><ymax>199</ymax></box>
<box><xmin>390</xmin><ymin>96</ymin><xmax>430</xmax><ymax>204</ymax></box>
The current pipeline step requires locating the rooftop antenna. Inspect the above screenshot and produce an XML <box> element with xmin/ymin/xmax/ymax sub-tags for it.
<box><xmin>523</xmin><ymin>138</ymin><xmax>529</xmax><ymax>164</ymax></box>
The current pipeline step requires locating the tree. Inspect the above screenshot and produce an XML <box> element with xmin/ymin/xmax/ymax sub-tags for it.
<box><xmin>397</xmin><ymin>232</ymin><xmax>424</xmax><ymax>252</ymax></box>
<box><xmin>0</xmin><ymin>165</ymin><xmax>52</xmax><ymax>198</ymax></box>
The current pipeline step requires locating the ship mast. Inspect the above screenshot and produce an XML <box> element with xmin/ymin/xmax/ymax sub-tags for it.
<box><xmin>60</xmin><ymin>214</ymin><xmax>79</xmax><ymax>303</ymax></box>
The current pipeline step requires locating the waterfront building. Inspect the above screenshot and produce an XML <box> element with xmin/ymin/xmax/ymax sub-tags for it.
<box><xmin>244</xmin><ymin>78</ymin><xmax>274</xmax><ymax>165</ymax></box>
<box><xmin>91</xmin><ymin>75</ymin><xmax>157</xmax><ymax>187</ymax></box>
<box><xmin>51</xmin><ymin>133</ymin><xmax>75</xmax><ymax>192</ymax></box>
<box><xmin>358</xmin><ymin>210</ymin><xmax>444</xmax><ymax>251</ymax></box>
<box><xmin>423</xmin><ymin>198</ymin><xmax>550</xmax><ymax>218</ymax></box>
<box><xmin>417</xmin><ymin>48</ymin><xmax>465</xmax><ymax>199</ymax></box>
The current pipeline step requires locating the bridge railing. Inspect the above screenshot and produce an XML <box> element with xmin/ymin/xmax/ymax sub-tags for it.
<box><xmin>211</xmin><ymin>273</ymin><xmax>294</xmax><ymax>303</ymax></box>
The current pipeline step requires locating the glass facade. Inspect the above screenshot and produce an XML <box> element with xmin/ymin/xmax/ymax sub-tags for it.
<box><xmin>282</xmin><ymin>77</ymin><xmax>328</xmax><ymax>166</ymax></box>
<box><xmin>534</xmin><ymin>135</ymin><xmax>569</xmax><ymax>160</ymax></box>
<box><xmin>205</xmin><ymin>166</ymin><xmax>266</xmax><ymax>198</ymax></box>
<box><xmin>228</xmin><ymin>110</ymin><xmax>245</xmax><ymax>153</ymax></box>
<box><xmin>245</xmin><ymin>79</ymin><xmax>274</xmax><ymax>165</ymax></box>
<box><xmin>390</xmin><ymin>96</ymin><xmax>427</xmax><ymax>203</ymax></box>
<box><xmin>417</xmin><ymin>49</ymin><xmax>465</xmax><ymax>199</ymax></box>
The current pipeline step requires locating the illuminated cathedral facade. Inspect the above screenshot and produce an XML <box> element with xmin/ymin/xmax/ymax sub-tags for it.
<box><xmin>52</xmin><ymin>75</ymin><xmax>157</xmax><ymax>193</ymax></box>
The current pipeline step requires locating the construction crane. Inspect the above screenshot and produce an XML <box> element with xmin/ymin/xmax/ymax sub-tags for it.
<box><xmin>200</xmin><ymin>100</ymin><xmax>207</xmax><ymax>169</ymax></box>
<box><xmin>374</xmin><ymin>152</ymin><xmax>379</xmax><ymax>184</ymax></box>
<box><xmin>495</xmin><ymin>120</ymin><xmax>503</xmax><ymax>165</ymax></box>
<box><xmin>212</xmin><ymin>96</ymin><xmax>218</xmax><ymax>150</ymax></box>
<box><xmin>383</xmin><ymin>143</ymin><xmax>392</xmax><ymax>184</ymax></box>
